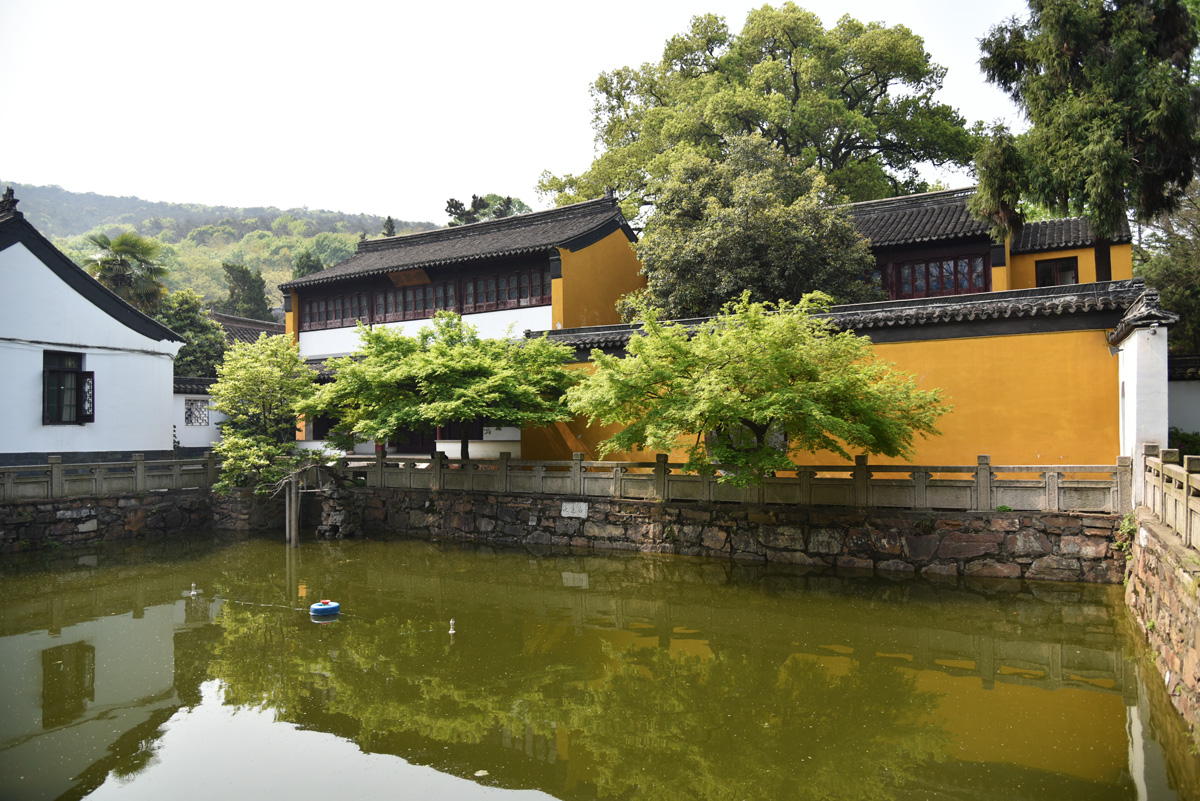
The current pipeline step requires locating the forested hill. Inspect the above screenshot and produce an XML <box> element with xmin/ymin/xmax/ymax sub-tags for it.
<box><xmin>1</xmin><ymin>180</ymin><xmax>439</xmax><ymax>305</ymax></box>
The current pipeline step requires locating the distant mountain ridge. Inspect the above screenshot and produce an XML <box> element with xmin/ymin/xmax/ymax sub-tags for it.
<box><xmin>0</xmin><ymin>180</ymin><xmax>441</xmax><ymax>305</ymax></box>
<box><xmin>0</xmin><ymin>181</ymin><xmax>436</xmax><ymax>240</ymax></box>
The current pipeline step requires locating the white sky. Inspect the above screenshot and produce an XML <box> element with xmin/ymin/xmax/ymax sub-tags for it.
<box><xmin>0</xmin><ymin>0</ymin><xmax>1028</xmax><ymax>224</ymax></box>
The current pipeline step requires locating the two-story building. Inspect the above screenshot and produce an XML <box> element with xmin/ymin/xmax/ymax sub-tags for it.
<box><xmin>280</xmin><ymin>196</ymin><xmax>642</xmax><ymax>457</ymax></box>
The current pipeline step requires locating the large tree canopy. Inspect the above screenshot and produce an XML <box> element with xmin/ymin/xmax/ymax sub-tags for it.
<box><xmin>82</xmin><ymin>231</ymin><xmax>169</xmax><ymax>312</ymax></box>
<box><xmin>540</xmin><ymin>3</ymin><xmax>976</xmax><ymax>216</ymax></box>
<box><xmin>307</xmin><ymin>313</ymin><xmax>576</xmax><ymax>460</ymax></box>
<box><xmin>631</xmin><ymin>134</ymin><xmax>882</xmax><ymax>319</ymax></box>
<box><xmin>217</xmin><ymin>261</ymin><xmax>274</xmax><ymax>321</ymax></box>
<box><xmin>567</xmin><ymin>294</ymin><xmax>949</xmax><ymax>485</ymax></box>
<box><xmin>972</xmin><ymin>0</ymin><xmax>1200</xmax><ymax>240</ymax></box>
<box><xmin>152</xmin><ymin>289</ymin><xmax>227</xmax><ymax>378</ymax></box>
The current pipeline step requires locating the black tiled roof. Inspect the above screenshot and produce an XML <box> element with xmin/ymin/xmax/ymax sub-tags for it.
<box><xmin>281</xmin><ymin>198</ymin><xmax>633</xmax><ymax>290</ymax></box>
<box><xmin>1011</xmin><ymin>216</ymin><xmax>1132</xmax><ymax>254</ymax></box>
<box><xmin>849</xmin><ymin>188</ymin><xmax>990</xmax><ymax>247</ymax></box>
<box><xmin>533</xmin><ymin>279</ymin><xmax>1156</xmax><ymax>353</ymax></box>
<box><xmin>174</xmin><ymin>376</ymin><xmax>216</xmax><ymax>394</ymax></box>
<box><xmin>210</xmin><ymin>312</ymin><xmax>284</xmax><ymax>344</ymax></box>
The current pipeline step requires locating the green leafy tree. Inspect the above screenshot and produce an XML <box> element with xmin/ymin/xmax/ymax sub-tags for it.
<box><xmin>631</xmin><ymin>134</ymin><xmax>882</xmax><ymax>319</ymax></box>
<box><xmin>291</xmin><ymin>249</ymin><xmax>324</xmax><ymax>280</ymax></box>
<box><xmin>382</xmin><ymin>215</ymin><xmax>396</xmax><ymax>237</ymax></box>
<box><xmin>1137</xmin><ymin>182</ymin><xmax>1200</xmax><ymax>353</ymax></box>
<box><xmin>307</xmin><ymin>312</ymin><xmax>576</xmax><ymax>460</ymax></box>
<box><xmin>568</xmin><ymin>293</ymin><xmax>949</xmax><ymax>485</ymax></box>
<box><xmin>539</xmin><ymin>4</ymin><xmax>976</xmax><ymax>216</ymax></box>
<box><xmin>81</xmin><ymin>231</ymin><xmax>169</xmax><ymax>312</ymax></box>
<box><xmin>152</xmin><ymin>289</ymin><xmax>227</xmax><ymax>377</ymax></box>
<box><xmin>217</xmin><ymin>262</ymin><xmax>274</xmax><ymax>321</ymax></box>
<box><xmin>210</xmin><ymin>334</ymin><xmax>316</xmax><ymax>491</ymax></box>
<box><xmin>972</xmin><ymin>0</ymin><xmax>1200</xmax><ymax>239</ymax></box>
<box><xmin>480</xmin><ymin>194</ymin><xmax>532</xmax><ymax>218</ymax></box>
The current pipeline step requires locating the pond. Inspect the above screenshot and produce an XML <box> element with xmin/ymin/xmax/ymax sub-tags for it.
<box><xmin>0</xmin><ymin>534</ymin><xmax>1197</xmax><ymax>801</ymax></box>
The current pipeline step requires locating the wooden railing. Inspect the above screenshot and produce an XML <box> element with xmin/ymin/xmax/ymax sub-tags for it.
<box><xmin>0</xmin><ymin>453</ymin><xmax>218</xmax><ymax>502</ymax></box>
<box><xmin>336</xmin><ymin>452</ymin><xmax>1132</xmax><ymax>513</ymax></box>
<box><xmin>1142</xmin><ymin>444</ymin><xmax>1200</xmax><ymax>547</ymax></box>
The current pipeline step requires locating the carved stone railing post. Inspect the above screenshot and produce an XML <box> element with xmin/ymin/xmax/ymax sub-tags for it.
<box><xmin>654</xmin><ymin>454</ymin><xmax>668</xmax><ymax>500</ymax></box>
<box><xmin>974</xmin><ymin>456</ymin><xmax>992</xmax><ymax>511</ymax></box>
<box><xmin>572</xmin><ymin>453</ymin><xmax>584</xmax><ymax>495</ymax></box>
<box><xmin>374</xmin><ymin>451</ymin><xmax>385</xmax><ymax>487</ymax></box>
<box><xmin>204</xmin><ymin>451</ymin><xmax>217</xmax><ymax>487</ymax></box>
<box><xmin>498</xmin><ymin>453</ymin><xmax>510</xmax><ymax>494</ymax></box>
<box><xmin>1045</xmin><ymin>471</ymin><xmax>1060</xmax><ymax>512</ymax></box>
<box><xmin>914</xmin><ymin>470</ymin><xmax>929</xmax><ymax>509</ymax></box>
<box><xmin>1144</xmin><ymin>442</ymin><xmax>1162</xmax><ymax>517</ymax></box>
<box><xmin>1116</xmin><ymin>456</ymin><xmax>1133</xmax><ymax>514</ymax></box>
<box><xmin>48</xmin><ymin>456</ymin><xmax>63</xmax><ymax>498</ymax></box>
<box><xmin>1182</xmin><ymin>455</ymin><xmax>1200</xmax><ymax>547</ymax></box>
<box><xmin>133</xmin><ymin>453</ymin><xmax>146</xmax><ymax>492</ymax></box>
<box><xmin>432</xmin><ymin>453</ymin><xmax>444</xmax><ymax>491</ymax></box>
<box><xmin>854</xmin><ymin>455</ymin><xmax>869</xmax><ymax>507</ymax></box>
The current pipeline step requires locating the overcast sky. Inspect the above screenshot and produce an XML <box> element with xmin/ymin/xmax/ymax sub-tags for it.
<box><xmin>0</xmin><ymin>0</ymin><xmax>1029</xmax><ymax>224</ymax></box>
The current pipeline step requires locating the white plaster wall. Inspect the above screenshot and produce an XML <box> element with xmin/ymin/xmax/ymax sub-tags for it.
<box><xmin>172</xmin><ymin>395</ymin><xmax>227</xmax><ymax>449</ymax></box>
<box><xmin>0</xmin><ymin>242</ymin><xmax>181</xmax><ymax>455</ymax></box>
<box><xmin>1119</xmin><ymin>327</ymin><xmax>1170</xmax><ymax>504</ymax></box>
<box><xmin>298</xmin><ymin>306</ymin><xmax>554</xmax><ymax>360</ymax></box>
<box><xmin>1169</xmin><ymin>381</ymin><xmax>1200</xmax><ymax>434</ymax></box>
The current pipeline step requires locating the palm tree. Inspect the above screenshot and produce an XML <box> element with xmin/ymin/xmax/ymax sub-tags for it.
<box><xmin>83</xmin><ymin>231</ymin><xmax>169</xmax><ymax>312</ymax></box>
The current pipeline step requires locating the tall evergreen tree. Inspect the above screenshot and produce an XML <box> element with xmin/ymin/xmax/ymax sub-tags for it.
<box><xmin>972</xmin><ymin>0</ymin><xmax>1200</xmax><ymax>239</ymax></box>
<box><xmin>291</xmin><ymin>249</ymin><xmax>324</xmax><ymax>280</ymax></box>
<box><xmin>382</xmin><ymin>216</ymin><xmax>396</xmax><ymax>237</ymax></box>
<box><xmin>218</xmin><ymin>262</ymin><xmax>274</xmax><ymax>321</ymax></box>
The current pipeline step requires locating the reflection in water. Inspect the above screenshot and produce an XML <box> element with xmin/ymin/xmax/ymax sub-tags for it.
<box><xmin>0</xmin><ymin>536</ymin><xmax>1195</xmax><ymax>800</ymax></box>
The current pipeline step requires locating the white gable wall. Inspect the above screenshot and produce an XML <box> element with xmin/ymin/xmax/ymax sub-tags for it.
<box><xmin>0</xmin><ymin>241</ymin><xmax>181</xmax><ymax>456</ymax></box>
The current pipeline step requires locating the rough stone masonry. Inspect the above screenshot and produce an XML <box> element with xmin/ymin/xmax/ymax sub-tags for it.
<box><xmin>318</xmin><ymin>487</ymin><xmax>1125</xmax><ymax>583</ymax></box>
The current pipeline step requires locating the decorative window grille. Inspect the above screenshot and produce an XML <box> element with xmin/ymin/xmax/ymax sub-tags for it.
<box><xmin>43</xmin><ymin>351</ymin><xmax>94</xmax><ymax>425</ymax></box>
<box><xmin>184</xmin><ymin>398</ymin><xmax>210</xmax><ymax>426</ymax></box>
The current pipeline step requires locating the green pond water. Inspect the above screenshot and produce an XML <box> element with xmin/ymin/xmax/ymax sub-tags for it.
<box><xmin>0</xmin><ymin>534</ymin><xmax>1197</xmax><ymax>801</ymax></box>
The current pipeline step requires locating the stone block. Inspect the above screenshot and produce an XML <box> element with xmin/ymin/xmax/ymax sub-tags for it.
<box><xmin>809</xmin><ymin>527</ymin><xmax>844</xmax><ymax>555</ymax></box>
<box><xmin>938</xmin><ymin>532</ymin><xmax>1001</xmax><ymax>559</ymax></box>
<box><xmin>1059</xmin><ymin>536</ymin><xmax>1109</xmax><ymax>559</ymax></box>
<box><xmin>749</xmin><ymin>513</ymin><xmax>776</xmax><ymax>525</ymax></box>
<box><xmin>681</xmin><ymin>509</ymin><xmax>711</xmax><ymax>522</ymax></box>
<box><xmin>771</xmin><ymin>551</ymin><xmax>827</xmax><ymax>567</ymax></box>
<box><xmin>56</xmin><ymin>508</ymin><xmax>94</xmax><ymax>520</ymax></box>
<box><xmin>964</xmin><ymin>560</ymin><xmax>1021</xmax><ymax>579</ymax></box>
<box><xmin>561</xmin><ymin>501</ymin><xmax>588</xmax><ymax>519</ymax></box>
<box><xmin>904</xmin><ymin>534</ymin><xmax>941</xmax><ymax>562</ymax></box>
<box><xmin>584</xmin><ymin>521</ymin><xmax>625</xmax><ymax>540</ymax></box>
<box><xmin>124</xmin><ymin>509</ymin><xmax>147</xmax><ymax>532</ymax></box>
<box><xmin>477</xmin><ymin>518</ymin><xmax>496</xmax><ymax>533</ymax></box>
<box><xmin>870</xmin><ymin>530</ymin><xmax>905</xmax><ymax>555</ymax></box>
<box><xmin>1081</xmin><ymin>517</ymin><xmax>1115</xmax><ymax>530</ymax></box>
<box><xmin>76</xmin><ymin>519</ymin><xmax>98</xmax><ymax>533</ymax></box>
<box><xmin>988</xmin><ymin>517</ymin><xmax>1021</xmax><ymax>532</ymax></box>
<box><xmin>701</xmin><ymin>527</ymin><xmax>728</xmax><ymax>552</ymax></box>
<box><xmin>757</xmin><ymin>525</ymin><xmax>805</xmax><ymax>550</ymax></box>
<box><xmin>845</xmin><ymin>527</ymin><xmax>874</xmax><ymax>555</ymax></box>
<box><xmin>923</xmin><ymin>563</ymin><xmax>959</xmax><ymax>577</ymax></box>
<box><xmin>1082</xmin><ymin>560</ymin><xmax>1125</xmax><ymax>584</ymax></box>
<box><xmin>1005</xmin><ymin>531</ymin><xmax>1052</xmax><ymax>557</ymax></box>
<box><xmin>877</xmin><ymin>559</ymin><xmax>916</xmax><ymax>575</ymax></box>
<box><xmin>837</xmin><ymin>556</ymin><xmax>873</xmax><ymax>571</ymax></box>
<box><xmin>1027</xmin><ymin>555</ymin><xmax>1082</xmax><ymax>582</ymax></box>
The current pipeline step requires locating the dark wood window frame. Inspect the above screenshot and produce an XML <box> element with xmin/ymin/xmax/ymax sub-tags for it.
<box><xmin>880</xmin><ymin>248</ymin><xmax>991</xmax><ymax>300</ymax></box>
<box><xmin>1036</xmin><ymin>256</ymin><xmax>1079</xmax><ymax>287</ymax></box>
<box><xmin>43</xmin><ymin>351</ymin><xmax>94</xmax><ymax>425</ymax></box>
<box><xmin>299</xmin><ymin>267</ymin><xmax>553</xmax><ymax>332</ymax></box>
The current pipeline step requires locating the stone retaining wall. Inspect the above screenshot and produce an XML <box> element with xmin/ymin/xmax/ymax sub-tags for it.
<box><xmin>0</xmin><ymin>490</ymin><xmax>212</xmax><ymax>553</ymax></box>
<box><xmin>0</xmin><ymin>489</ymin><xmax>283</xmax><ymax>553</ymax></box>
<box><xmin>1125</xmin><ymin>508</ymin><xmax>1200</xmax><ymax>747</ymax></box>
<box><xmin>318</xmin><ymin>487</ymin><xmax>1125</xmax><ymax>582</ymax></box>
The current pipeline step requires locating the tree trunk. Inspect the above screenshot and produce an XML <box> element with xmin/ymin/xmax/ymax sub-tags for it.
<box><xmin>460</xmin><ymin>430</ymin><xmax>470</xmax><ymax>462</ymax></box>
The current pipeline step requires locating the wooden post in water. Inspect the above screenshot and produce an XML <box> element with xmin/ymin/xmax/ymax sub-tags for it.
<box><xmin>284</xmin><ymin>476</ymin><xmax>292</xmax><ymax>546</ymax></box>
<box><xmin>290</xmin><ymin>473</ymin><xmax>301</xmax><ymax>548</ymax></box>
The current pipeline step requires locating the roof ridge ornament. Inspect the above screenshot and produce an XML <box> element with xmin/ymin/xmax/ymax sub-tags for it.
<box><xmin>0</xmin><ymin>186</ymin><xmax>19</xmax><ymax>218</ymax></box>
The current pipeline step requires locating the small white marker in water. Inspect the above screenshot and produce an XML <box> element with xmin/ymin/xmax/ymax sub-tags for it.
<box><xmin>449</xmin><ymin>618</ymin><xmax>456</xmax><ymax>634</ymax></box>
